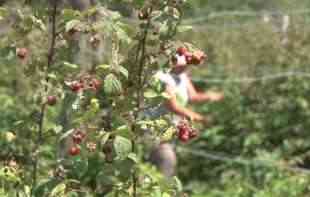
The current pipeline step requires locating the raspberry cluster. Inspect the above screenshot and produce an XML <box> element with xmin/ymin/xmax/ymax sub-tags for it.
<box><xmin>68</xmin><ymin>129</ymin><xmax>86</xmax><ymax>156</ymax></box>
<box><xmin>173</xmin><ymin>46</ymin><xmax>207</xmax><ymax>66</ymax></box>
<box><xmin>68</xmin><ymin>129</ymin><xmax>97</xmax><ymax>156</ymax></box>
<box><xmin>46</xmin><ymin>95</ymin><xmax>57</xmax><ymax>106</ymax></box>
<box><xmin>66</xmin><ymin>74</ymin><xmax>101</xmax><ymax>93</ymax></box>
<box><xmin>177</xmin><ymin>120</ymin><xmax>198</xmax><ymax>143</ymax></box>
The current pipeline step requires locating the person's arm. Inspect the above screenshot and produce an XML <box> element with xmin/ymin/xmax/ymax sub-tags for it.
<box><xmin>185</xmin><ymin>75</ymin><xmax>224</xmax><ymax>103</ymax></box>
<box><xmin>165</xmin><ymin>85</ymin><xmax>205</xmax><ymax>122</ymax></box>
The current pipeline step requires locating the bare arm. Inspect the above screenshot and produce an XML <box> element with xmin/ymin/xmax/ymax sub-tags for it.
<box><xmin>165</xmin><ymin>85</ymin><xmax>205</xmax><ymax>122</ymax></box>
<box><xmin>185</xmin><ymin>75</ymin><xmax>224</xmax><ymax>103</ymax></box>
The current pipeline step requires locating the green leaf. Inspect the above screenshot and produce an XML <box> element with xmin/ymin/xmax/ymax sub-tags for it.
<box><xmin>128</xmin><ymin>153</ymin><xmax>138</xmax><ymax>163</ymax></box>
<box><xmin>64</xmin><ymin>62</ymin><xmax>79</xmax><ymax>69</ymax></box>
<box><xmin>100</xmin><ymin>132</ymin><xmax>110</xmax><ymax>146</ymax></box>
<box><xmin>160</xmin><ymin>127</ymin><xmax>176</xmax><ymax>142</ymax></box>
<box><xmin>116</xmin><ymin>65</ymin><xmax>129</xmax><ymax>79</ymax></box>
<box><xmin>109</xmin><ymin>11</ymin><xmax>121</xmax><ymax>20</ymax></box>
<box><xmin>0</xmin><ymin>7</ymin><xmax>8</xmax><ymax>20</ymax></box>
<box><xmin>144</xmin><ymin>90</ymin><xmax>158</xmax><ymax>98</ymax></box>
<box><xmin>115</xmin><ymin>23</ymin><xmax>132</xmax><ymax>44</ymax></box>
<box><xmin>162</xmin><ymin>192</ymin><xmax>171</xmax><ymax>197</ymax></box>
<box><xmin>33</xmin><ymin>179</ymin><xmax>58</xmax><ymax>197</ymax></box>
<box><xmin>83</xmin><ymin>6</ymin><xmax>98</xmax><ymax>18</ymax></box>
<box><xmin>48</xmin><ymin>73</ymin><xmax>57</xmax><ymax>80</ymax></box>
<box><xmin>50</xmin><ymin>183</ymin><xmax>66</xmax><ymax>197</ymax></box>
<box><xmin>104</xmin><ymin>74</ymin><xmax>122</xmax><ymax>94</ymax></box>
<box><xmin>65</xmin><ymin>20</ymin><xmax>81</xmax><ymax>32</ymax></box>
<box><xmin>161</xmin><ymin>92</ymin><xmax>171</xmax><ymax>99</ymax></box>
<box><xmin>62</xmin><ymin>9</ymin><xmax>81</xmax><ymax>22</ymax></box>
<box><xmin>173</xmin><ymin>176</ymin><xmax>183</xmax><ymax>192</ymax></box>
<box><xmin>97</xmin><ymin>64</ymin><xmax>111</xmax><ymax>70</ymax></box>
<box><xmin>113</xmin><ymin>136</ymin><xmax>132</xmax><ymax>160</ymax></box>
<box><xmin>177</xmin><ymin>25</ymin><xmax>193</xmax><ymax>33</ymax></box>
<box><xmin>159</xmin><ymin>21</ymin><xmax>169</xmax><ymax>36</ymax></box>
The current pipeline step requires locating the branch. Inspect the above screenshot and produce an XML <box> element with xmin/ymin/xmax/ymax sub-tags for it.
<box><xmin>131</xmin><ymin>7</ymin><xmax>153</xmax><ymax>197</ymax></box>
<box><xmin>31</xmin><ymin>0</ymin><xmax>58</xmax><ymax>194</ymax></box>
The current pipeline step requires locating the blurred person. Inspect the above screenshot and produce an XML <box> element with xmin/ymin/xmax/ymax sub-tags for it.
<box><xmin>149</xmin><ymin>47</ymin><xmax>224</xmax><ymax>177</ymax></box>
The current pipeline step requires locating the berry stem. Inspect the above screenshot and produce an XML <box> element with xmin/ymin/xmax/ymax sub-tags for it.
<box><xmin>31</xmin><ymin>0</ymin><xmax>58</xmax><ymax>195</ymax></box>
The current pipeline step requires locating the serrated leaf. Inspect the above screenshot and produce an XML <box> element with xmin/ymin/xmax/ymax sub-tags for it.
<box><xmin>161</xmin><ymin>92</ymin><xmax>171</xmax><ymax>99</ymax></box>
<box><xmin>0</xmin><ymin>7</ymin><xmax>8</xmax><ymax>20</ymax></box>
<box><xmin>110</xmin><ymin>11</ymin><xmax>121</xmax><ymax>20</ymax></box>
<box><xmin>116</xmin><ymin>65</ymin><xmax>128</xmax><ymax>79</ymax></box>
<box><xmin>160</xmin><ymin>127</ymin><xmax>176</xmax><ymax>142</ymax></box>
<box><xmin>65</xmin><ymin>19</ymin><xmax>81</xmax><ymax>32</ymax></box>
<box><xmin>115</xmin><ymin>24</ymin><xmax>131</xmax><ymax>44</ymax></box>
<box><xmin>33</xmin><ymin>179</ymin><xmax>58</xmax><ymax>197</ymax></box>
<box><xmin>173</xmin><ymin>176</ymin><xmax>183</xmax><ymax>192</ymax></box>
<box><xmin>177</xmin><ymin>25</ymin><xmax>193</xmax><ymax>33</ymax></box>
<box><xmin>62</xmin><ymin>9</ymin><xmax>81</xmax><ymax>22</ymax></box>
<box><xmin>162</xmin><ymin>192</ymin><xmax>171</xmax><ymax>197</ymax></box>
<box><xmin>50</xmin><ymin>183</ymin><xmax>66</xmax><ymax>197</ymax></box>
<box><xmin>64</xmin><ymin>62</ymin><xmax>79</xmax><ymax>69</ymax></box>
<box><xmin>83</xmin><ymin>6</ymin><xmax>98</xmax><ymax>18</ymax></box>
<box><xmin>53</xmin><ymin>125</ymin><xmax>63</xmax><ymax>134</ymax></box>
<box><xmin>100</xmin><ymin>132</ymin><xmax>110</xmax><ymax>146</ymax></box>
<box><xmin>48</xmin><ymin>73</ymin><xmax>57</xmax><ymax>80</ymax></box>
<box><xmin>104</xmin><ymin>74</ymin><xmax>122</xmax><ymax>94</ymax></box>
<box><xmin>13</xmin><ymin>120</ymin><xmax>24</xmax><ymax>126</ymax></box>
<box><xmin>128</xmin><ymin>153</ymin><xmax>138</xmax><ymax>163</ymax></box>
<box><xmin>144</xmin><ymin>90</ymin><xmax>158</xmax><ymax>98</ymax></box>
<box><xmin>113</xmin><ymin>136</ymin><xmax>132</xmax><ymax>160</ymax></box>
<box><xmin>31</xmin><ymin>16</ymin><xmax>46</xmax><ymax>31</ymax></box>
<box><xmin>159</xmin><ymin>21</ymin><xmax>169</xmax><ymax>36</ymax></box>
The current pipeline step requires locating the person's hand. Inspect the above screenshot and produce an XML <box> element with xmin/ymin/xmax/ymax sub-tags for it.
<box><xmin>189</xmin><ymin>112</ymin><xmax>205</xmax><ymax>122</ymax></box>
<box><xmin>190</xmin><ymin>113</ymin><xmax>214</xmax><ymax>127</ymax></box>
<box><xmin>207</xmin><ymin>91</ymin><xmax>224</xmax><ymax>102</ymax></box>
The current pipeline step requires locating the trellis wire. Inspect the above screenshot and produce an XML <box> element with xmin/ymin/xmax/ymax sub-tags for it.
<box><xmin>177</xmin><ymin>146</ymin><xmax>310</xmax><ymax>175</ymax></box>
<box><xmin>198</xmin><ymin>71</ymin><xmax>310</xmax><ymax>84</ymax></box>
<box><xmin>183</xmin><ymin>9</ymin><xmax>310</xmax><ymax>25</ymax></box>
<box><xmin>123</xmin><ymin>9</ymin><xmax>310</xmax><ymax>25</ymax></box>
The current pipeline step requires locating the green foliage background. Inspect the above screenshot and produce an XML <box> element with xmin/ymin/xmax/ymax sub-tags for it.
<box><xmin>1</xmin><ymin>0</ymin><xmax>310</xmax><ymax>196</ymax></box>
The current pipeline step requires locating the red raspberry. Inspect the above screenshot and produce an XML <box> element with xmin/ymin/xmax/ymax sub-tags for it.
<box><xmin>176</xmin><ymin>46</ymin><xmax>188</xmax><ymax>56</ymax></box>
<box><xmin>184</xmin><ymin>52</ymin><xmax>193</xmax><ymax>64</ymax></box>
<box><xmin>70</xmin><ymin>81</ymin><xmax>83</xmax><ymax>92</ymax></box>
<box><xmin>16</xmin><ymin>48</ymin><xmax>28</xmax><ymax>59</ymax></box>
<box><xmin>192</xmin><ymin>50</ymin><xmax>206</xmax><ymax>65</ymax></box>
<box><xmin>72</xmin><ymin>130</ymin><xmax>86</xmax><ymax>144</ymax></box>
<box><xmin>89</xmin><ymin>78</ymin><xmax>101</xmax><ymax>91</ymax></box>
<box><xmin>47</xmin><ymin>95</ymin><xmax>57</xmax><ymax>106</ymax></box>
<box><xmin>178</xmin><ymin>130</ymin><xmax>190</xmax><ymax>142</ymax></box>
<box><xmin>68</xmin><ymin>146</ymin><xmax>80</xmax><ymax>156</ymax></box>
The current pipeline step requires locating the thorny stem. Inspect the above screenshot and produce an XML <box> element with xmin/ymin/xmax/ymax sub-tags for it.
<box><xmin>131</xmin><ymin>7</ymin><xmax>153</xmax><ymax>197</ymax></box>
<box><xmin>31</xmin><ymin>0</ymin><xmax>58</xmax><ymax>194</ymax></box>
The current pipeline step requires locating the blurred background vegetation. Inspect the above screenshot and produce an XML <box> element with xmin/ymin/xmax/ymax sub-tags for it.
<box><xmin>1</xmin><ymin>0</ymin><xmax>310</xmax><ymax>196</ymax></box>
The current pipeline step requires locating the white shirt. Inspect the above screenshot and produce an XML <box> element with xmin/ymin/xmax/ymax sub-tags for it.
<box><xmin>155</xmin><ymin>71</ymin><xmax>190</xmax><ymax>124</ymax></box>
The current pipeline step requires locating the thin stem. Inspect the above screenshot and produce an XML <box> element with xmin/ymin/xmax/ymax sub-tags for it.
<box><xmin>131</xmin><ymin>7</ymin><xmax>153</xmax><ymax>197</ymax></box>
<box><xmin>31</xmin><ymin>0</ymin><xmax>58</xmax><ymax>194</ymax></box>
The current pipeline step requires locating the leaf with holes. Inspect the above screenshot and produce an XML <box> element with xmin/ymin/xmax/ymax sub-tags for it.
<box><xmin>113</xmin><ymin>136</ymin><xmax>132</xmax><ymax>161</ymax></box>
<box><xmin>104</xmin><ymin>74</ymin><xmax>122</xmax><ymax>94</ymax></box>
